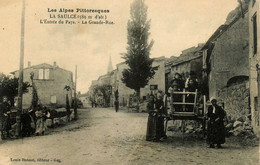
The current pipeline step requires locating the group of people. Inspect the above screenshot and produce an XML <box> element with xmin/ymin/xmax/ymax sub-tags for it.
<box><xmin>168</xmin><ymin>72</ymin><xmax>199</xmax><ymax>94</ymax></box>
<box><xmin>167</xmin><ymin>72</ymin><xmax>226</xmax><ymax>148</ymax></box>
<box><xmin>145</xmin><ymin>92</ymin><xmax>226</xmax><ymax>148</ymax></box>
<box><xmin>0</xmin><ymin>96</ymin><xmax>50</xmax><ymax>140</ymax></box>
<box><xmin>145</xmin><ymin>70</ymin><xmax>226</xmax><ymax>148</ymax></box>
<box><xmin>168</xmin><ymin>72</ymin><xmax>199</xmax><ymax>112</ymax></box>
<box><xmin>33</xmin><ymin>105</ymin><xmax>50</xmax><ymax>136</ymax></box>
<box><xmin>146</xmin><ymin>93</ymin><xmax>167</xmax><ymax>142</ymax></box>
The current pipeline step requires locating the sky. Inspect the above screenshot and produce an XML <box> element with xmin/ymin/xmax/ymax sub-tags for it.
<box><xmin>0</xmin><ymin>0</ymin><xmax>239</xmax><ymax>93</ymax></box>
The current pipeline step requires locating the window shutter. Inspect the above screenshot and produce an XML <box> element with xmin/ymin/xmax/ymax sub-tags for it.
<box><xmin>39</xmin><ymin>69</ymin><xmax>44</xmax><ymax>79</ymax></box>
<box><xmin>45</xmin><ymin>69</ymin><xmax>50</xmax><ymax>79</ymax></box>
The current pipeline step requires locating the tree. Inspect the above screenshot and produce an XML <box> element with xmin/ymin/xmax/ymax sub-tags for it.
<box><xmin>30</xmin><ymin>72</ymin><xmax>39</xmax><ymax>110</ymax></box>
<box><xmin>122</xmin><ymin>0</ymin><xmax>155</xmax><ymax>98</ymax></box>
<box><xmin>94</xmin><ymin>85</ymin><xmax>111</xmax><ymax>107</ymax></box>
<box><xmin>0</xmin><ymin>73</ymin><xmax>30</xmax><ymax>106</ymax></box>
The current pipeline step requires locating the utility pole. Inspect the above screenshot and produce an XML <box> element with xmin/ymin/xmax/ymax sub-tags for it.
<box><xmin>74</xmin><ymin>65</ymin><xmax>78</xmax><ymax>120</ymax></box>
<box><xmin>16</xmin><ymin>0</ymin><xmax>26</xmax><ymax>137</ymax></box>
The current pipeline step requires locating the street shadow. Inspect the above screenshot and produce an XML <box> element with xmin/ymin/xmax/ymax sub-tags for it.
<box><xmin>158</xmin><ymin>132</ymin><xmax>256</xmax><ymax>150</ymax></box>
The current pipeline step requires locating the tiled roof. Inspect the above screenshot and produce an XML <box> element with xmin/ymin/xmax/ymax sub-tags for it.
<box><xmin>11</xmin><ymin>63</ymin><xmax>72</xmax><ymax>74</ymax></box>
<box><xmin>167</xmin><ymin>44</ymin><xmax>204</xmax><ymax>67</ymax></box>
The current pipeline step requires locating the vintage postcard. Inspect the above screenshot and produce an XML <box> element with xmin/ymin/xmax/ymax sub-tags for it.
<box><xmin>0</xmin><ymin>0</ymin><xmax>259</xmax><ymax>164</ymax></box>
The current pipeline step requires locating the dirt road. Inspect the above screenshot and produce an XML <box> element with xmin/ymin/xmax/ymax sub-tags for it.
<box><xmin>0</xmin><ymin>108</ymin><xmax>258</xmax><ymax>165</ymax></box>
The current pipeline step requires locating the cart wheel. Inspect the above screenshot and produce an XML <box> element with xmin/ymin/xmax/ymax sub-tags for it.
<box><xmin>182</xmin><ymin>120</ymin><xmax>185</xmax><ymax>143</ymax></box>
<box><xmin>203</xmin><ymin>118</ymin><xmax>206</xmax><ymax>138</ymax></box>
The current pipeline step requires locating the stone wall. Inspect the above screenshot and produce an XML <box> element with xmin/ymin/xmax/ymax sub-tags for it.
<box><xmin>217</xmin><ymin>81</ymin><xmax>250</xmax><ymax>122</ymax></box>
<box><xmin>209</xmin><ymin>12</ymin><xmax>249</xmax><ymax>98</ymax></box>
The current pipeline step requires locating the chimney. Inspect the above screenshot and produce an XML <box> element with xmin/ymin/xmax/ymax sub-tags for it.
<box><xmin>53</xmin><ymin>61</ymin><xmax>57</xmax><ymax>67</ymax></box>
<box><xmin>28</xmin><ymin>61</ymin><xmax>31</xmax><ymax>67</ymax></box>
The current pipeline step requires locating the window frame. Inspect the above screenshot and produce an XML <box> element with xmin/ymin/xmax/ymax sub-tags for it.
<box><xmin>38</xmin><ymin>69</ymin><xmax>44</xmax><ymax>80</ymax></box>
<box><xmin>38</xmin><ymin>68</ymin><xmax>50</xmax><ymax>80</ymax></box>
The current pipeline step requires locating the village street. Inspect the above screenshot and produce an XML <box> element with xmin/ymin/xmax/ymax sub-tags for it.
<box><xmin>0</xmin><ymin>108</ymin><xmax>258</xmax><ymax>165</ymax></box>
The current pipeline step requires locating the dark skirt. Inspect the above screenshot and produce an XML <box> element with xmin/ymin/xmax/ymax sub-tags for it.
<box><xmin>146</xmin><ymin>113</ymin><xmax>165</xmax><ymax>141</ymax></box>
<box><xmin>207</xmin><ymin>120</ymin><xmax>225</xmax><ymax>145</ymax></box>
<box><xmin>0</xmin><ymin>116</ymin><xmax>10</xmax><ymax>139</ymax></box>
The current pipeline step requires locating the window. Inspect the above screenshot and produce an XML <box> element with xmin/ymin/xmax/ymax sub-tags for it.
<box><xmin>39</xmin><ymin>69</ymin><xmax>44</xmax><ymax>79</ymax></box>
<box><xmin>51</xmin><ymin>95</ymin><xmax>56</xmax><ymax>104</ymax></box>
<box><xmin>38</xmin><ymin>68</ymin><xmax>50</xmax><ymax>80</ymax></box>
<box><xmin>253</xmin><ymin>13</ymin><xmax>258</xmax><ymax>55</ymax></box>
<box><xmin>45</xmin><ymin>69</ymin><xmax>50</xmax><ymax>79</ymax></box>
<box><xmin>254</xmin><ymin>97</ymin><xmax>258</xmax><ymax>111</ymax></box>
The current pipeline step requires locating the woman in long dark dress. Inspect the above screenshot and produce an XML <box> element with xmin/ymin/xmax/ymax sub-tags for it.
<box><xmin>207</xmin><ymin>97</ymin><xmax>226</xmax><ymax>148</ymax></box>
<box><xmin>146</xmin><ymin>95</ymin><xmax>156</xmax><ymax>141</ymax></box>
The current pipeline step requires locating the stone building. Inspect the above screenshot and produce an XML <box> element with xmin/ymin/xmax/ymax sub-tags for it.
<box><xmin>91</xmin><ymin>73</ymin><xmax>114</xmax><ymax>106</ymax></box>
<box><xmin>140</xmin><ymin>56</ymin><xmax>166</xmax><ymax>100</ymax></box>
<box><xmin>248</xmin><ymin>0</ymin><xmax>259</xmax><ymax>136</ymax></box>
<box><xmin>166</xmin><ymin>44</ymin><xmax>204</xmax><ymax>92</ymax></box>
<box><xmin>11</xmin><ymin>62</ymin><xmax>73</xmax><ymax>108</ymax></box>
<box><xmin>97</xmin><ymin>74</ymin><xmax>111</xmax><ymax>86</ymax></box>
<box><xmin>202</xmin><ymin>4</ymin><xmax>250</xmax><ymax>122</ymax></box>
<box><xmin>88</xmin><ymin>60</ymin><xmax>118</xmax><ymax>107</ymax></box>
<box><xmin>78</xmin><ymin>93</ymin><xmax>88</xmax><ymax>107</ymax></box>
<box><xmin>116</xmin><ymin>62</ymin><xmax>135</xmax><ymax>106</ymax></box>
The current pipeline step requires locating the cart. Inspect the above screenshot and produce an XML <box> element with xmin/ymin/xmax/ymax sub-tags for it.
<box><xmin>164</xmin><ymin>89</ymin><xmax>207</xmax><ymax>142</ymax></box>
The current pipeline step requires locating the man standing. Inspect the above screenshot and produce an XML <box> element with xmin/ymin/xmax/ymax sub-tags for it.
<box><xmin>207</xmin><ymin>97</ymin><xmax>226</xmax><ymax>148</ymax></box>
<box><xmin>114</xmin><ymin>99</ymin><xmax>119</xmax><ymax>112</ymax></box>
<box><xmin>0</xmin><ymin>96</ymin><xmax>11</xmax><ymax>140</ymax></box>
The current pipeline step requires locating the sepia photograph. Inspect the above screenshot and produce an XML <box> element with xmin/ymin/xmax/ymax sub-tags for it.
<box><xmin>0</xmin><ymin>0</ymin><xmax>259</xmax><ymax>164</ymax></box>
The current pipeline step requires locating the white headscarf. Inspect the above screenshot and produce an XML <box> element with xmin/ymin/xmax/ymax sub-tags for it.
<box><xmin>210</xmin><ymin>97</ymin><xmax>216</xmax><ymax>102</ymax></box>
<box><xmin>210</xmin><ymin>97</ymin><xmax>216</xmax><ymax>113</ymax></box>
